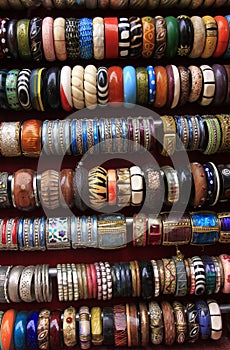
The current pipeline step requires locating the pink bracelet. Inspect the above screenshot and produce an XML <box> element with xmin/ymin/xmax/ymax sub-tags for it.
<box><xmin>219</xmin><ymin>254</ymin><xmax>230</xmax><ymax>293</ymax></box>
<box><xmin>42</xmin><ymin>17</ymin><xmax>56</xmax><ymax>62</ymax></box>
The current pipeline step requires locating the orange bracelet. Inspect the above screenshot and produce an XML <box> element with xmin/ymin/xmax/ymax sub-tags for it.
<box><xmin>1</xmin><ymin>309</ymin><xmax>16</xmax><ymax>350</ymax></box>
<box><xmin>21</xmin><ymin>119</ymin><xmax>42</xmax><ymax>157</ymax></box>
<box><xmin>107</xmin><ymin>169</ymin><xmax>117</xmax><ymax>205</ymax></box>
<box><xmin>153</xmin><ymin>66</ymin><xmax>168</xmax><ymax>108</ymax></box>
<box><xmin>108</xmin><ymin>66</ymin><xmax>124</xmax><ymax>103</ymax></box>
<box><xmin>142</xmin><ymin>16</ymin><xmax>155</xmax><ymax>58</ymax></box>
<box><xmin>104</xmin><ymin>17</ymin><xmax>118</xmax><ymax>58</ymax></box>
<box><xmin>213</xmin><ymin>16</ymin><xmax>230</xmax><ymax>58</ymax></box>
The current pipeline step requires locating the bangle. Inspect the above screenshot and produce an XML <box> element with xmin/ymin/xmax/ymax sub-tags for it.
<box><xmin>84</xmin><ymin>64</ymin><xmax>97</xmax><ymax>109</ymax></box>
<box><xmin>161</xmin><ymin>301</ymin><xmax>176</xmax><ymax>345</ymax></box>
<box><xmin>12</xmin><ymin>169</ymin><xmax>36</xmax><ymax>211</ymax></box>
<box><xmin>178</xmin><ymin>66</ymin><xmax>189</xmax><ymax>106</ymax></box>
<box><xmin>130</xmin><ymin>166</ymin><xmax>143</xmax><ymax>206</ymax></box>
<box><xmin>88</xmin><ymin>166</ymin><xmax>107</xmax><ymax>209</ymax></box>
<box><xmin>190</xmin><ymin>211</ymin><xmax>219</xmax><ymax>245</ymax></box>
<box><xmin>103</xmin><ymin>307</ymin><xmax>114</xmax><ymax>346</ymax></box>
<box><xmin>6</xmin><ymin>19</ymin><xmax>18</xmax><ymax>60</ymax></box>
<box><xmin>26</xmin><ymin>311</ymin><xmax>39</xmax><ymax>350</ymax></box>
<box><xmin>63</xmin><ymin>306</ymin><xmax>77</xmax><ymax>347</ymax></box>
<box><xmin>91</xmin><ymin>307</ymin><xmax>103</xmax><ymax>346</ymax></box>
<box><xmin>0</xmin><ymin>121</ymin><xmax>21</xmax><ymax>157</ymax></box>
<box><xmin>65</xmin><ymin>18</ymin><xmax>80</xmax><ymax>60</ymax></box>
<box><xmin>46</xmin><ymin>67</ymin><xmax>61</xmax><ymax>110</ymax></box>
<box><xmin>60</xmin><ymin>169</ymin><xmax>74</xmax><ymax>208</ymax></box>
<box><xmin>207</xmin><ymin>299</ymin><xmax>222</xmax><ymax>340</ymax></box>
<box><xmin>216</xmin><ymin>114</ymin><xmax>230</xmax><ymax>152</ymax></box>
<box><xmin>212</xmin><ymin>64</ymin><xmax>228</xmax><ymax>106</ymax></box>
<box><xmin>205</xmin><ymin>162</ymin><xmax>221</xmax><ymax>206</ymax></box>
<box><xmin>97</xmin><ymin>213</ymin><xmax>126</xmax><ymax>249</ymax></box>
<box><xmin>1</xmin><ymin>309</ymin><xmax>16</xmax><ymax>350</ymax></box>
<box><xmin>211</xmin><ymin>256</ymin><xmax>222</xmax><ymax>293</ymax></box>
<box><xmin>203</xmin><ymin>117</ymin><xmax>221</xmax><ymax>155</ymax></box>
<box><xmin>42</xmin><ymin>17</ymin><xmax>55</xmax><ymax>61</ymax></box>
<box><xmin>8</xmin><ymin>265</ymin><xmax>24</xmax><ymax>302</ymax></box>
<box><xmin>72</xmin><ymin>65</ymin><xmax>85</xmax><ymax>109</ymax></box>
<box><xmin>165</xmin><ymin>16</ymin><xmax>179</xmax><ymax>58</ymax></box>
<box><xmin>126</xmin><ymin>304</ymin><xmax>139</xmax><ymax>347</ymax></box>
<box><xmin>153</xmin><ymin>16</ymin><xmax>166</xmax><ymax>59</ymax></box>
<box><xmin>162</xmin><ymin>258</ymin><xmax>176</xmax><ymax>294</ymax></box>
<box><xmin>19</xmin><ymin>265</ymin><xmax>36</xmax><ymax>302</ymax></box>
<box><xmin>224</xmin><ymin>15</ymin><xmax>230</xmax><ymax>59</ymax></box>
<box><xmin>53</xmin><ymin>17</ymin><xmax>67</xmax><ymax>61</ymax></box>
<box><xmin>93</xmin><ymin>17</ymin><xmax>104</xmax><ymax>60</ymax></box>
<box><xmin>148</xmin><ymin>301</ymin><xmax>163</xmax><ymax>345</ymax></box>
<box><xmin>104</xmin><ymin>17</ymin><xmax>118</xmax><ymax>58</ymax></box>
<box><xmin>188</xmin><ymin>65</ymin><xmax>202</xmax><ymax>103</ymax></box>
<box><xmin>133</xmin><ymin>213</ymin><xmax>147</xmax><ymax>247</ymax></box>
<box><xmin>177</xmin><ymin>15</ymin><xmax>194</xmax><ymax>56</ymax></box>
<box><xmin>189</xmin><ymin>16</ymin><xmax>205</xmax><ymax>58</ymax></box>
<box><xmin>201</xmin><ymin>16</ymin><xmax>218</xmax><ymax>58</ymax></box>
<box><xmin>154</xmin><ymin>66</ymin><xmax>167</xmax><ymax>108</ymax></box>
<box><xmin>139</xmin><ymin>260</ymin><xmax>154</xmax><ymax>299</ymax></box>
<box><xmin>136</xmin><ymin>67</ymin><xmax>148</xmax><ymax>105</ymax></box>
<box><xmin>40</xmin><ymin>169</ymin><xmax>60</xmax><ymax>210</ymax></box>
<box><xmin>30</xmin><ymin>68</ymin><xmax>46</xmax><ymax>111</ymax></box>
<box><xmin>14</xmin><ymin>311</ymin><xmax>28</xmax><ymax>350</ymax></box>
<box><xmin>97</xmin><ymin>67</ymin><xmax>108</xmax><ymax>105</ymax></box>
<box><xmin>46</xmin><ymin>217</ymin><xmax>71</xmax><ymax>250</ymax></box>
<box><xmin>30</xmin><ymin>17</ymin><xmax>43</xmax><ymax>62</ymax></box>
<box><xmin>6</xmin><ymin>69</ymin><xmax>21</xmax><ymax>110</ymax></box>
<box><xmin>199</xmin><ymin>64</ymin><xmax>215</xmax><ymax>106</ymax></box>
<box><xmin>17</xmin><ymin>68</ymin><xmax>32</xmax><ymax>111</ymax></box>
<box><xmin>123</xmin><ymin>66</ymin><xmax>136</xmax><ymax>105</ymax></box>
<box><xmin>162</xmin><ymin>165</ymin><xmax>179</xmax><ymax>205</ymax></box>
<box><xmin>160</xmin><ymin>116</ymin><xmax>176</xmax><ymax>156</ymax></box>
<box><xmin>217</xmin><ymin>164</ymin><xmax>230</xmax><ymax>201</ymax></box>
<box><xmin>161</xmin><ymin>212</ymin><xmax>191</xmax><ymax>245</ymax></box>
<box><xmin>118</xmin><ymin>17</ymin><xmax>130</xmax><ymax>58</ymax></box>
<box><xmin>21</xmin><ymin>119</ymin><xmax>42</xmax><ymax>157</ymax></box>
<box><xmin>139</xmin><ymin>303</ymin><xmax>149</xmax><ymax>347</ymax></box>
<box><xmin>196</xmin><ymin>301</ymin><xmax>211</xmax><ymax>340</ymax></box>
<box><xmin>190</xmin><ymin>162</ymin><xmax>208</xmax><ymax>208</ymax></box>
<box><xmin>49</xmin><ymin>311</ymin><xmax>62</xmax><ymax>350</ymax></box>
<box><xmin>143</xmin><ymin>165</ymin><xmax>164</xmax><ymax>212</ymax></box>
<box><xmin>218</xmin><ymin>212</ymin><xmax>230</xmax><ymax>243</ymax></box>
<box><xmin>142</xmin><ymin>16</ymin><xmax>155</xmax><ymax>58</ymax></box>
<box><xmin>213</xmin><ymin>16</ymin><xmax>229</xmax><ymax>57</ymax></box>
<box><xmin>108</xmin><ymin>66</ymin><xmax>123</xmax><ymax>104</ymax></box>
<box><xmin>129</xmin><ymin>16</ymin><xmax>142</xmax><ymax>57</ymax></box>
<box><xmin>202</xmin><ymin>255</ymin><xmax>216</xmax><ymax>295</ymax></box>
<box><xmin>17</xmin><ymin>19</ymin><xmax>31</xmax><ymax>61</ymax></box>
<box><xmin>185</xmin><ymin>302</ymin><xmax>199</xmax><ymax>342</ymax></box>
<box><xmin>219</xmin><ymin>254</ymin><xmax>230</xmax><ymax>293</ymax></box>
<box><xmin>172</xmin><ymin>301</ymin><xmax>187</xmax><ymax>343</ymax></box>
<box><xmin>37</xmin><ymin>310</ymin><xmax>50</xmax><ymax>350</ymax></box>
<box><xmin>113</xmin><ymin>304</ymin><xmax>127</xmax><ymax>347</ymax></box>
<box><xmin>192</xmin><ymin>256</ymin><xmax>206</xmax><ymax>295</ymax></box>
<box><xmin>60</xmin><ymin>65</ymin><xmax>73</xmax><ymax>111</ymax></box>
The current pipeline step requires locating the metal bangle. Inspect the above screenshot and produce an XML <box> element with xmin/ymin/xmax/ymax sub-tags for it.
<box><xmin>19</xmin><ymin>265</ymin><xmax>36</xmax><ymax>302</ymax></box>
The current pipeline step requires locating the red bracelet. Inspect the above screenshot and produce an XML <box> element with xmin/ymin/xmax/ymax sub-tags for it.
<box><xmin>107</xmin><ymin>169</ymin><xmax>117</xmax><ymax>205</ymax></box>
<box><xmin>50</xmin><ymin>311</ymin><xmax>62</xmax><ymax>350</ymax></box>
<box><xmin>213</xmin><ymin>16</ymin><xmax>229</xmax><ymax>57</ymax></box>
<box><xmin>108</xmin><ymin>66</ymin><xmax>124</xmax><ymax>103</ymax></box>
<box><xmin>1</xmin><ymin>218</ymin><xmax>7</xmax><ymax>245</ymax></box>
<box><xmin>104</xmin><ymin>17</ymin><xmax>118</xmax><ymax>58</ymax></box>
<box><xmin>90</xmin><ymin>263</ymin><xmax>98</xmax><ymax>299</ymax></box>
<box><xmin>86</xmin><ymin>264</ymin><xmax>93</xmax><ymax>299</ymax></box>
<box><xmin>12</xmin><ymin>217</ymin><xmax>19</xmax><ymax>246</ymax></box>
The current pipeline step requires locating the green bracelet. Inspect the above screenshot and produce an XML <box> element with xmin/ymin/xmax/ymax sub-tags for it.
<box><xmin>136</xmin><ymin>67</ymin><xmax>148</xmax><ymax>105</ymax></box>
<box><xmin>165</xmin><ymin>16</ymin><xmax>179</xmax><ymax>58</ymax></box>
<box><xmin>17</xmin><ymin>19</ymin><xmax>32</xmax><ymax>61</ymax></box>
<box><xmin>6</xmin><ymin>69</ymin><xmax>21</xmax><ymax>111</ymax></box>
<box><xmin>203</xmin><ymin>117</ymin><xmax>222</xmax><ymax>155</ymax></box>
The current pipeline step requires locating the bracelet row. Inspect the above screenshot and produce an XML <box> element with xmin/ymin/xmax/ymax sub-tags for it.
<box><xmin>0</xmin><ymin>162</ymin><xmax>229</xmax><ymax>211</ymax></box>
<box><xmin>1</xmin><ymin>15</ymin><xmax>230</xmax><ymax>62</ymax></box>
<box><xmin>1</xmin><ymin>114</ymin><xmax>229</xmax><ymax>158</ymax></box>
<box><xmin>0</xmin><ymin>211</ymin><xmax>229</xmax><ymax>251</ymax></box>
<box><xmin>3</xmin><ymin>0</ymin><xmax>228</xmax><ymax>10</ymax></box>
<box><xmin>1</xmin><ymin>253</ymin><xmax>230</xmax><ymax>304</ymax></box>
<box><xmin>0</xmin><ymin>300</ymin><xmax>223</xmax><ymax>350</ymax></box>
<box><xmin>1</xmin><ymin>63</ymin><xmax>230</xmax><ymax>112</ymax></box>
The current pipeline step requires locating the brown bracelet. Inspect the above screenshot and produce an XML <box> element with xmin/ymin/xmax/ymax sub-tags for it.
<box><xmin>172</xmin><ymin>301</ymin><xmax>187</xmax><ymax>344</ymax></box>
<box><xmin>126</xmin><ymin>303</ymin><xmax>139</xmax><ymax>347</ymax></box>
<box><xmin>190</xmin><ymin>162</ymin><xmax>208</xmax><ymax>208</ymax></box>
<box><xmin>114</xmin><ymin>304</ymin><xmax>127</xmax><ymax>347</ymax></box>
<box><xmin>21</xmin><ymin>119</ymin><xmax>42</xmax><ymax>157</ymax></box>
<box><xmin>40</xmin><ymin>169</ymin><xmax>60</xmax><ymax>210</ymax></box>
<box><xmin>139</xmin><ymin>303</ymin><xmax>149</xmax><ymax>347</ymax></box>
<box><xmin>37</xmin><ymin>309</ymin><xmax>50</xmax><ymax>350</ymax></box>
<box><xmin>148</xmin><ymin>301</ymin><xmax>163</xmax><ymax>345</ymax></box>
<box><xmin>11</xmin><ymin>169</ymin><xmax>36</xmax><ymax>211</ymax></box>
<box><xmin>162</xmin><ymin>258</ymin><xmax>176</xmax><ymax>294</ymax></box>
<box><xmin>161</xmin><ymin>301</ymin><xmax>176</xmax><ymax>345</ymax></box>
<box><xmin>59</xmin><ymin>169</ymin><xmax>74</xmax><ymax>208</ymax></box>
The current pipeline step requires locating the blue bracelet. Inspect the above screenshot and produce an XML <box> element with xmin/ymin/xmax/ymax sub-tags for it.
<box><xmin>41</xmin><ymin>120</ymin><xmax>50</xmax><ymax>155</ymax></box>
<box><xmin>196</xmin><ymin>301</ymin><xmax>211</xmax><ymax>340</ymax></box>
<box><xmin>224</xmin><ymin>15</ymin><xmax>230</xmax><ymax>59</ymax></box>
<box><xmin>18</xmin><ymin>218</ymin><xmax>24</xmax><ymax>250</ymax></box>
<box><xmin>197</xmin><ymin>115</ymin><xmax>205</xmax><ymax>151</ymax></box>
<box><xmin>186</xmin><ymin>116</ymin><xmax>194</xmax><ymax>150</ymax></box>
<box><xmin>147</xmin><ymin>65</ymin><xmax>156</xmax><ymax>104</ymax></box>
<box><xmin>82</xmin><ymin>120</ymin><xmax>88</xmax><ymax>154</ymax></box>
<box><xmin>93</xmin><ymin>119</ymin><xmax>99</xmax><ymax>153</ymax></box>
<box><xmin>71</xmin><ymin>120</ymin><xmax>78</xmax><ymax>155</ymax></box>
<box><xmin>78</xmin><ymin>18</ymin><xmax>93</xmax><ymax>59</ymax></box>
<box><xmin>14</xmin><ymin>311</ymin><xmax>28</xmax><ymax>350</ymax></box>
<box><xmin>122</xmin><ymin>118</ymin><xmax>128</xmax><ymax>153</ymax></box>
<box><xmin>201</xmin><ymin>256</ymin><xmax>216</xmax><ymax>295</ymax></box>
<box><xmin>39</xmin><ymin>217</ymin><xmax>45</xmax><ymax>249</ymax></box>
<box><xmin>123</xmin><ymin>66</ymin><xmax>136</xmax><ymax>105</ymax></box>
<box><xmin>26</xmin><ymin>311</ymin><xmax>39</xmax><ymax>350</ymax></box>
<box><xmin>99</xmin><ymin>118</ymin><xmax>105</xmax><ymax>152</ymax></box>
<box><xmin>29</xmin><ymin>218</ymin><xmax>34</xmax><ymax>248</ymax></box>
<box><xmin>81</xmin><ymin>215</ymin><xmax>87</xmax><ymax>246</ymax></box>
<box><xmin>111</xmin><ymin>118</ymin><xmax>116</xmax><ymax>153</ymax></box>
<box><xmin>174</xmin><ymin>115</ymin><xmax>183</xmax><ymax>150</ymax></box>
<box><xmin>91</xmin><ymin>215</ymin><xmax>98</xmax><ymax>247</ymax></box>
<box><xmin>190</xmin><ymin>212</ymin><xmax>219</xmax><ymax>245</ymax></box>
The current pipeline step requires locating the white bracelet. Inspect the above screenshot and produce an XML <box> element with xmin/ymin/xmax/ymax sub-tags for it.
<box><xmin>93</xmin><ymin>17</ymin><xmax>105</xmax><ymax>60</ymax></box>
<box><xmin>72</xmin><ymin>65</ymin><xmax>85</xmax><ymax>110</ymax></box>
<box><xmin>171</xmin><ymin>65</ymin><xmax>181</xmax><ymax>109</ymax></box>
<box><xmin>199</xmin><ymin>65</ymin><xmax>215</xmax><ymax>106</ymax></box>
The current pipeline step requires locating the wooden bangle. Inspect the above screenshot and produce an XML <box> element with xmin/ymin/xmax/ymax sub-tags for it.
<box><xmin>91</xmin><ymin>307</ymin><xmax>103</xmax><ymax>346</ymax></box>
<box><xmin>12</xmin><ymin>169</ymin><xmax>36</xmax><ymax>211</ymax></box>
<box><xmin>153</xmin><ymin>16</ymin><xmax>166</xmax><ymax>59</ymax></box>
<box><xmin>142</xmin><ymin>16</ymin><xmax>155</xmax><ymax>58</ymax></box>
<box><xmin>21</xmin><ymin>119</ymin><xmax>42</xmax><ymax>157</ymax></box>
<box><xmin>60</xmin><ymin>169</ymin><xmax>74</xmax><ymax>208</ymax></box>
<box><xmin>190</xmin><ymin>162</ymin><xmax>208</xmax><ymax>208</ymax></box>
<box><xmin>113</xmin><ymin>304</ymin><xmax>127</xmax><ymax>347</ymax></box>
<box><xmin>53</xmin><ymin>17</ymin><xmax>67</xmax><ymax>61</ymax></box>
<box><xmin>1</xmin><ymin>309</ymin><xmax>16</xmax><ymax>350</ymax></box>
<box><xmin>213</xmin><ymin>16</ymin><xmax>229</xmax><ymax>58</ymax></box>
<box><xmin>37</xmin><ymin>309</ymin><xmax>50</xmax><ymax>350</ymax></box>
<box><xmin>161</xmin><ymin>301</ymin><xmax>176</xmax><ymax>345</ymax></box>
<box><xmin>139</xmin><ymin>303</ymin><xmax>149</xmax><ymax>347</ymax></box>
<box><xmin>201</xmin><ymin>16</ymin><xmax>218</xmax><ymax>58</ymax></box>
<box><xmin>172</xmin><ymin>301</ymin><xmax>187</xmax><ymax>344</ymax></box>
<box><xmin>127</xmin><ymin>304</ymin><xmax>139</xmax><ymax>347</ymax></box>
<box><xmin>40</xmin><ymin>169</ymin><xmax>60</xmax><ymax>210</ymax></box>
<box><xmin>153</xmin><ymin>66</ymin><xmax>168</xmax><ymax>108</ymax></box>
<box><xmin>189</xmin><ymin>16</ymin><xmax>205</xmax><ymax>58</ymax></box>
<box><xmin>188</xmin><ymin>65</ymin><xmax>203</xmax><ymax>103</ymax></box>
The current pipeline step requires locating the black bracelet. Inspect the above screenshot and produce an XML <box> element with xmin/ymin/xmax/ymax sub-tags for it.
<box><xmin>177</xmin><ymin>15</ymin><xmax>194</xmax><ymax>56</ymax></box>
<box><xmin>0</xmin><ymin>69</ymin><xmax>9</xmax><ymax>109</ymax></box>
<box><xmin>65</xmin><ymin>18</ymin><xmax>80</xmax><ymax>60</ymax></box>
<box><xmin>218</xmin><ymin>164</ymin><xmax>230</xmax><ymax>201</ymax></box>
<box><xmin>103</xmin><ymin>307</ymin><xmax>114</xmax><ymax>346</ymax></box>
<box><xmin>46</xmin><ymin>67</ymin><xmax>61</xmax><ymax>110</ymax></box>
<box><xmin>124</xmin><ymin>262</ymin><xmax>132</xmax><ymax>297</ymax></box>
<box><xmin>6</xmin><ymin>19</ymin><xmax>18</xmax><ymax>59</ymax></box>
<box><xmin>139</xmin><ymin>260</ymin><xmax>154</xmax><ymax>299</ymax></box>
<box><xmin>29</xmin><ymin>17</ymin><xmax>43</xmax><ymax>62</ymax></box>
<box><xmin>185</xmin><ymin>302</ymin><xmax>199</xmax><ymax>343</ymax></box>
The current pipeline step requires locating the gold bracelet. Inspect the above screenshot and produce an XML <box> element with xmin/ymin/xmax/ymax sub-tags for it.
<box><xmin>37</xmin><ymin>309</ymin><xmax>50</xmax><ymax>350</ymax></box>
<box><xmin>63</xmin><ymin>306</ymin><xmax>77</xmax><ymax>347</ymax></box>
<box><xmin>91</xmin><ymin>307</ymin><xmax>103</xmax><ymax>346</ymax></box>
<box><xmin>160</xmin><ymin>116</ymin><xmax>176</xmax><ymax>156</ymax></box>
<box><xmin>148</xmin><ymin>301</ymin><xmax>163</xmax><ymax>345</ymax></box>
